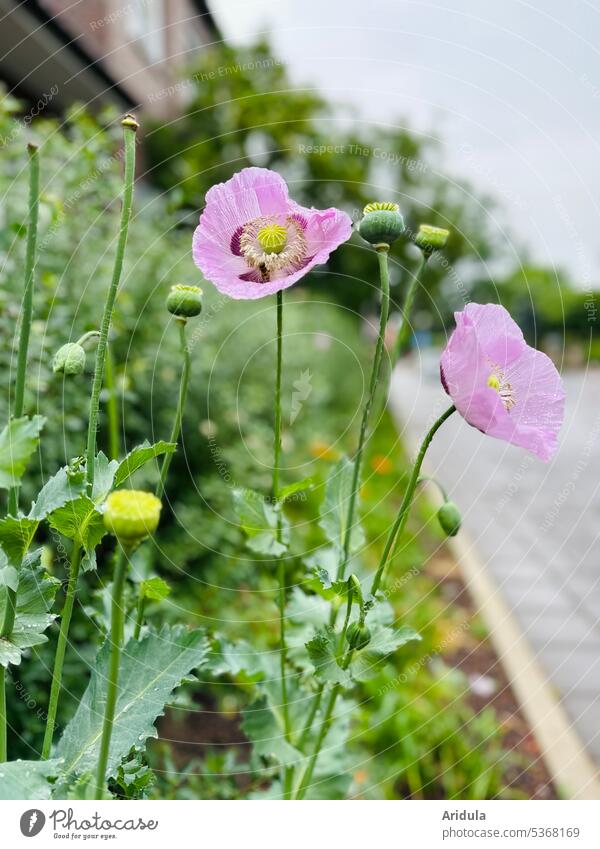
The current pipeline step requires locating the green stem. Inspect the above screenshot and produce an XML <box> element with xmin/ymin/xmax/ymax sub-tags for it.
<box><xmin>156</xmin><ymin>320</ymin><xmax>190</xmax><ymax>499</ymax></box>
<box><xmin>272</xmin><ymin>291</ymin><xmax>292</xmax><ymax>796</ymax></box>
<box><xmin>86</xmin><ymin>117</ymin><xmax>138</xmax><ymax>492</ymax></box>
<box><xmin>273</xmin><ymin>291</ymin><xmax>283</xmax><ymax>499</ymax></box>
<box><xmin>94</xmin><ymin>546</ymin><xmax>128</xmax><ymax>799</ymax></box>
<box><xmin>11</xmin><ymin>144</ymin><xmax>40</xmax><ymax>429</ymax></box>
<box><xmin>338</xmin><ymin>248</ymin><xmax>390</xmax><ymax>581</ymax></box>
<box><xmin>390</xmin><ymin>252</ymin><xmax>429</xmax><ymax>365</ymax></box>
<box><xmin>298</xmin><ymin>686</ymin><xmax>323</xmax><ymax>751</ymax></box>
<box><xmin>133</xmin><ymin>593</ymin><xmax>145</xmax><ymax>640</ymax></box>
<box><xmin>417</xmin><ymin>474</ymin><xmax>448</xmax><ymax>503</ymax></box>
<box><xmin>370</xmin><ymin>405</ymin><xmax>456</xmax><ymax>597</ymax></box>
<box><xmin>42</xmin><ymin>545</ymin><xmax>82</xmax><ymax>758</ymax></box>
<box><xmin>76</xmin><ymin>330</ymin><xmax>101</xmax><ymax>348</ymax></box>
<box><xmin>105</xmin><ymin>344</ymin><xmax>120</xmax><ymax>461</ymax></box>
<box><xmin>296</xmin><ymin>685</ymin><xmax>340</xmax><ymax>800</ymax></box>
<box><xmin>0</xmin><ymin>667</ymin><xmax>6</xmax><ymax>762</ymax></box>
<box><xmin>0</xmin><ymin>146</ymin><xmax>40</xmax><ymax>760</ymax></box>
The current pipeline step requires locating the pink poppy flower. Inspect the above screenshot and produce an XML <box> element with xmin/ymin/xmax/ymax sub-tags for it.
<box><xmin>440</xmin><ymin>303</ymin><xmax>565</xmax><ymax>461</ymax></box>
<box><xmin>192</xmin><ymin>168</ymin><xmax>352</xmax><ymax>300</ymax></box>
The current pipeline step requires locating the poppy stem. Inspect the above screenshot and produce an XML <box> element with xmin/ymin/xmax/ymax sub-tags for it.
<box><xmin>337</xmin><ymin>247</ymin><xmax>390</xmax><ymax>581</ymax></box>
<box><xmin>42</xmin><ymin>544</ymin><xmax>83</xmax><ymax>758</ymax></box>
<box><xmin>273</xmin><ymin>291</ymin><xmax>292</xmax><ymax>796</ymax></box>
<box><xmin>391</xmin><ymin>251</ymin><xmax>429</xmax><ymax>363</ymax></box>
<box><xmin>0</xmin><ymin>144</ymin><xmax>40</xmax><ymax>762</ymax></box>
<box><xmin>156</xmin><ymin>319</ymin><xmax>191</xmax><ymax>499</ymax></box>
<box><xmin>86</xmin><ymin>116</ymin><xmax>137</xmax><ymax>492</ymax></box>
<box><xmin>370</xmin><ymin>404</ymin><xmax>456</xmax><ymax>596</ymax></box>
<box><xmin>94</xmin><ymin>545</ymin><xmax>129</xmax><ymax>799</ymax></box>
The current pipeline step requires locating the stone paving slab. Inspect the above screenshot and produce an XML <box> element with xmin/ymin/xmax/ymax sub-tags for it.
<box><xmin>388</xmin><ymin>358</ymin><xmax>600</xmax><ymax>765</ymax></box>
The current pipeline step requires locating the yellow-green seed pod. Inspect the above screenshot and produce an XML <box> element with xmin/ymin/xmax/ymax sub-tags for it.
<box><xmin>345</xmin><ymin>621</ymin><xmax>372</xmax><ymax>651</ymax></box>
<box><xmin>415</xmin><ymin>224</ymin><xmax>450</xmax><ymax>252</ymax></box>
<box><xmin>358</xmin><ymin>202</ymin><xmax>404</xmax><ymax>247</ymax></box>
<box><xmin>437</xmin><ymin>501</ymin><xmax>462</xmax><ymax>537</ymax></box>
<box><xmin>166</xmin><ymin>284</ymin><xmax>203</xmax><ymax>318</ymax></box>
<box><xmin>103</xmin><ymin>490</ymin><xmax>162</xmax><ymax>544</ymax></box>
<box><xmin>53</xmin><ymin>342</ymin><xmax>86</xmax><ymax>375</ymax></box>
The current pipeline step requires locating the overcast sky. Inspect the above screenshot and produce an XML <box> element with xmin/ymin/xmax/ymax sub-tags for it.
<box><xmin>209</xmin><ymin>0</ymin><xmax>600</xmax><ymax>288</ymax></box>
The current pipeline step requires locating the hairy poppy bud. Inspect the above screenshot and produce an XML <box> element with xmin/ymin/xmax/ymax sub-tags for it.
<box><xmin>103</xmin><ymin>490</ymin><xmax>162</xmax><ymax>544</ymax></box>
<box><xmin>346</xmin><ymin>621</ymin><xmax>372</xmax><ymax>651</ymax></box>
<box><xmin>437</xmin><ymin>500</ymin><xmax>462</xmax><ymax>537</ymax></box>
<box><xmin>53</xmin><ymin>342</ymin><xmax>86</xmax><ymax>375</ymax></box>
<box><xmin>415</xmin><ymin>224</ymin><xmax>449</xmax><ymax>252</ymax></box>
<box><xmin>358</xmin><ymin>202</ymin><xmax>404</xmax><ymax>248</ymax></box>
<box><xmin>166</xmin><ymin>284</ymin><xmax>203</xmax><ymax>318</ymax></box>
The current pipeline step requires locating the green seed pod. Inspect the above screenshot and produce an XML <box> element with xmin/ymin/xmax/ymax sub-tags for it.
<box><xmin>52</xmin><ymin>342</ymin><xmax>86</xmax><ymax>375</ymax></box>
<box><xmin>346</xmin><ymin>621</ymin><xmax>372</xmax><ymax>652</ymax></box>
<box><xmin>437</xmin><ymin>500</ymin><xmax>462</xmax><ymax>537</ymax></box>
<box><xmin>166</xmin><ymin>284</ymin><xmax>203</xmax><ymax>318</ymax></box>
<box><xmin>415</xmin><ymin>224</ymin><xmax>450</xmax><ymax>252</ymax></box>
<box><xmin>103</xmin><ymin>490</ymin><xmax>162</xmax><ymax>544</ymax></box>
<box><xmin>358</xmin><ymin>202</ymin><xmax>404</xmax><ymax>247</ymax></box>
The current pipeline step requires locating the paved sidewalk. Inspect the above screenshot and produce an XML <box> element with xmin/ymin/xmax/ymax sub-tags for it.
<box><xmin>388</xmin><ymin>356</ymin><xmax>600</xmax><ymax>766</ymax></box>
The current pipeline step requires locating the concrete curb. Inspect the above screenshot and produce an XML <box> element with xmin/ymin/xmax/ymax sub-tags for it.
<box><xmin>389</xmin><ymin>403</ymin><xmax>600</xmax><ymax>800</ymax></box>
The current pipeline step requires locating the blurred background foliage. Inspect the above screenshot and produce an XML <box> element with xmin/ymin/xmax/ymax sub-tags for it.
<box><xmin>0</xmin><ymin>36</ymin><xmax>565</xmax><ymax>799</ymax></box>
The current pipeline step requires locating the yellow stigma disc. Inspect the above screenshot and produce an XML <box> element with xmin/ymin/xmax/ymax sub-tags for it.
<box><xmin>257</xmin><ymin>223</ymin><xmax>287</xmax><ymax>254</ymax></box>
<box><xmin>487</xmin><ymin>373</ymin><xmax>500</xmax><ymax>390</ymax></box>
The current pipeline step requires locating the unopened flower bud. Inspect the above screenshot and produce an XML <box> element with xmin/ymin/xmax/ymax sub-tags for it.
<box><xmin>103</xmin><ymin>490</ymin><xmax>162</xmax><ymax>544</ymax></box>
<box><xmin>166</xmin><ymin>284</ymin><xmax>203</xmax><ymax>318</ymax></box>
<box><xmin>415</xmin><ymin>224</ymin><xmax>450</xmax><ymax>252</ymax></box>
<box><xmin>345</xmin><ymin>621</ymin><xmax>372</xmax><ymax>651</ymax></box>
<box><xmin>358</xmin><ymin>202</ymin><xmax>404</xmax><ymax>248</ymax></box>
<box><xmin>437</xmin><ymin>500</ymin><xmax>462</xmax><ymax>537</ymax></box>
<box><xmin>53</xmin><ymin>342</ymin><xmax>86</xmax><ymax>375</ymax></box>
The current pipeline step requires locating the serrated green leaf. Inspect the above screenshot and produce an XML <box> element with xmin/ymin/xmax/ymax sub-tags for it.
<box><xmin>319</xmin><ymin>456</ymin><xmax>365</xmax><ymax>557</ymax></box>
<box><xmin>350</xmin><ymin>623</ymin><xmax>421</xmax><ymax>682</ymax></box>
<box><xmin>206</xmin><ymin>635</ymin><xmax>269</xmax><ymax>680</ymax></box>
<box><xmin>113</xmin><ymin>440</ymin><xmax>176</xmax><ymax>489</ymax></box>
<box><xmin>0</xmin><ymin>559</ymin><xmax>60</xmax><ymax>667</ymax></box>
<box><xmin>306</xmin><ymin>626</ymin><xmax>352</xmax><ymax>686</ymax></box>
<box><xmin>91</xmin><ymin>451</ymin><xmax>119</xmax><ymax>503</ymax></box>
<box><xmin>28</xmin><ymin>465</ymin><xmax>87</xmax><ymax>520</ymax></box>
<box><xmin>0</xmin><ymin>415</ymin><xmax>45</xmax><ymax>489</ymax></box>
<box><xmin>279</xmin><ymin>476</ymin><xmax>317</xmax><ymax>501</ymax></box>
<box><xmin>241</xmin><ymin>696</ymin><xmax>301</xmax><ymax>767</ymax></box>
<box><xmin>232</xmin><ymin>488</ymin><xmax>289</xmax><ymax>556</ymax></box>
<box><xmin>0</xmin><ymin>759</ymin><xmax>59</xmax><ymax>800</ymax></box>
<box><xmin>48</xmin><ymin>495</ymin><xmax>105</xmax><ymax>571</ymax></box>
<box><xmin>0</xmin><ymin>516</ymin><xmax>38</xmax><ymax>566</ymax></box>
<box><xmin>56</xmin><ymin>625</ymin><xmax>210</xmax><ymax>780</ymax></box>
<box><xmin>140</xmin><ymin>576</ymin><xmax>171</xmax><ymax>601</ymax></box>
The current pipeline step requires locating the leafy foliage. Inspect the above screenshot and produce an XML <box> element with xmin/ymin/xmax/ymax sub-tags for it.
<box><xmin>0</xmin><ymin>554</ymin><xmax>60</xmax><ymax>667</ymax></box>
<box><xmin>0</xmin><ymin>416</ymin><xmax>45</xmax><ymax>488</ymax></box>
<box><xmin>56</xmin><ymin>625</ymin><xmax>210</xmax><ymax>782</ymax></box>
<box><xmin>232</xmin><ymin>488</ymin><xmax>290</xmax><ymax>556</ymax></box>
<box><xmin>113</xmin><ymin>441</ymin><xmax>176</xmax><ymax>489</ymax></box>
<box><xmin>0</xmin><ymin>759</ymin><xmax>59</xmax><ymax>799</ymax></box>
<box><xmin>319</xmin><ymin>457</ymin><xmax>365</xmax><ymax>556</ymax></box>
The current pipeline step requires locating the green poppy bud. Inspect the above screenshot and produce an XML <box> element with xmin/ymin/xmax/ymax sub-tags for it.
<box><xmin>166</xmin><ymin>284</ymin><xmax>203</xmax><ymax>318</ymax></box>
<box><xmin>358</xmin><ymin>202</ymin><xmax>404</xmax><ymax>248</ymax></box>
<box><xmin>52</xmin><ymin>342</ymin><xmax>86</xmax><ymax>375</ymax></box>
<box><xmin>346</xmin><ymin>621</ymin><xmax>372</xmax><ymax>651</ymax></box>
<box><xmin>103</xmin><ymin>490</ymin><xmax>162</xmax><ymax>544</ymax></box>
<box><xmin>437</xmin><ymin>500</ymin><xmax>462</xmax><ymax>537</ymax></box>
<box><xmin>415</xmin><ymin>224</ymin><xmax>450</xmax><ymax>252</ymax></box>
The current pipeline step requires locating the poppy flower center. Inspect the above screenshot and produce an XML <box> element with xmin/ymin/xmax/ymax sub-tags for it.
<box><xmin>240</xmin><ymin>215</ymin><xmax>308</xmax><ymax>282</ymax></box>
<box><xmin>487</xmin><ymin>370</ymin><xmax>516</xmax><ymax>410</ymax></box>
<box><xmin>257</xmin><ymin>223</ymin><xmax>287</xmax><ymax>254</ymax></box>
